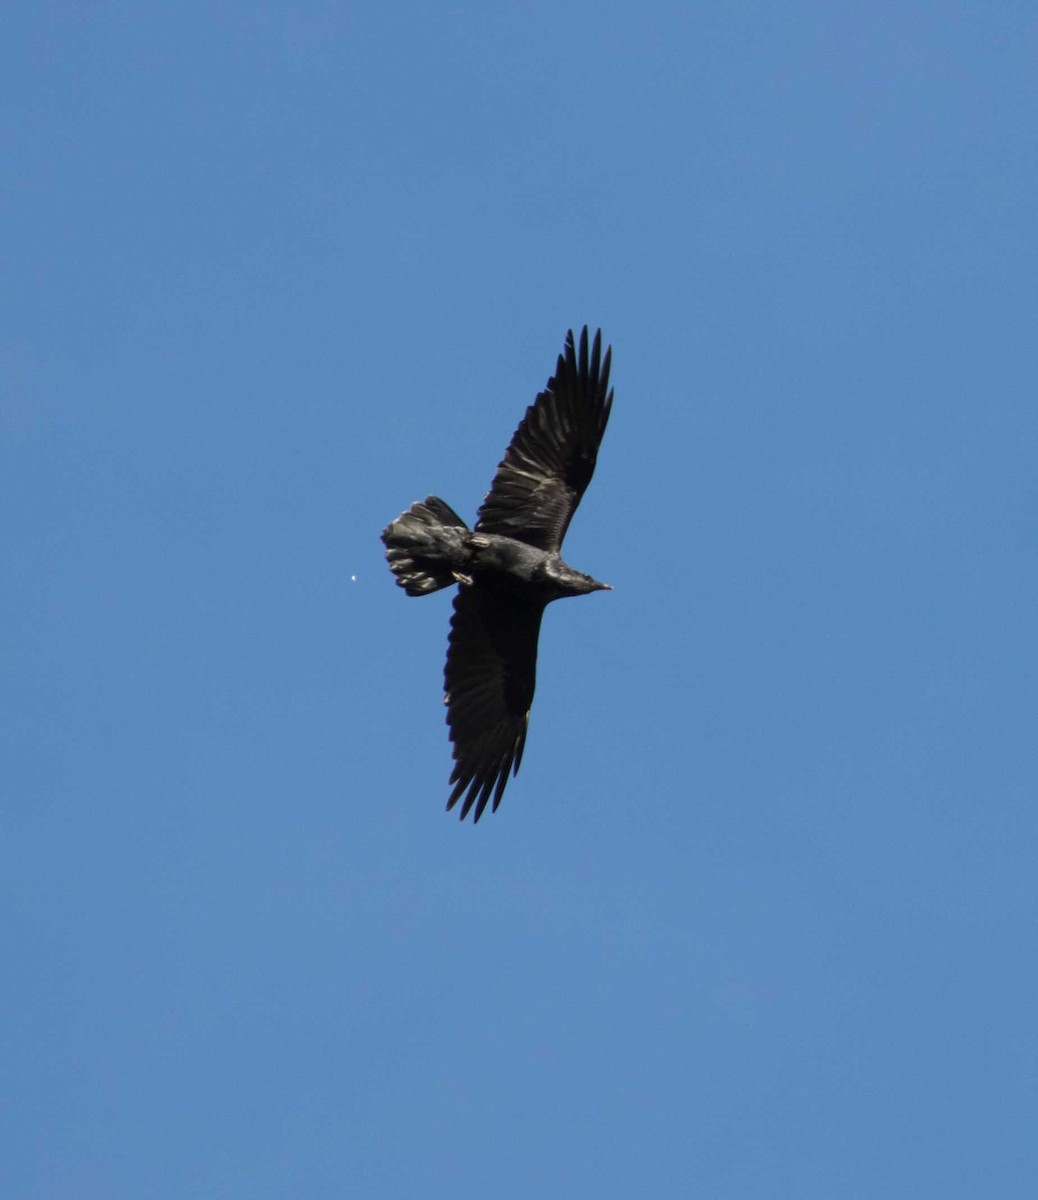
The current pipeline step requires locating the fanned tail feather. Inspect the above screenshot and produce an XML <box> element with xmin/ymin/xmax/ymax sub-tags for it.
<box><xmin>381</xmin><ymin>496</ymin><xmax>470</xmax><ymax>596</ymax></box>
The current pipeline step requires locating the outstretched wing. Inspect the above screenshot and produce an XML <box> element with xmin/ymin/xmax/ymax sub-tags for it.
<box><xmin>475</xmin><ymin>327</ymin><xmax>613</xmax><ymax>553</ymax></box>
<box><xmin>444</xmin><ymin>581</ymin><xmax>546</xmax><ymax>822</ymax></box>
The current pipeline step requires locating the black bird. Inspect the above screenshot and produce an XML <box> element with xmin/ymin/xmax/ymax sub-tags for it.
<box><xmin>381</xmin><ymin>327</ymin><xmax>614</xmax><ymax>822</ymax></box>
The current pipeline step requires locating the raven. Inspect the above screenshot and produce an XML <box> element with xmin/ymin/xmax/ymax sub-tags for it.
<box><xmin>381</xmin><ymin>327</ymin><xmax>614</xmax><ymax>822</ymax></box>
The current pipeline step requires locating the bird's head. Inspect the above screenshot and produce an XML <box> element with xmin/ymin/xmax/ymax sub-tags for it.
<box><xmin>542</xmin><ymin>558</ymin><xmax>612</xmax><ymax>599</ymax></box>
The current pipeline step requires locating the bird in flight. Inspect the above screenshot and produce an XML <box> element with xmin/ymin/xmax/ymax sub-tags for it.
<box><xmin>381</xmin><ymin>327</ymin><xmax>614</xmax><ymax>822</ymax></box>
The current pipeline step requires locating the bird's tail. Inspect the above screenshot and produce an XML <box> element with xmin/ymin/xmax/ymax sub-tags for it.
<box><xmin>381</xmin><ymin>496</ymin><xmax>471</xmax><ymax>596</ymax></box>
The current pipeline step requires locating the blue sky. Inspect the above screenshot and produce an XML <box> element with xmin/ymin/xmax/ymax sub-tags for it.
<box><xmin>3</xmin><ymin>3</ymin><xmax>1037</xmax><ymax>1196</ymax></box>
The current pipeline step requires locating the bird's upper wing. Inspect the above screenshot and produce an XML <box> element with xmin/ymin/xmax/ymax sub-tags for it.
<box><xmin>475</xmin><ymin>327</ymin><xmax>613</xmax><ymax>553</ymax></box>
<box><xmin>444</xmin><ymin>581</ymin><xmax>546</xmax><ymax>822</ymax></box>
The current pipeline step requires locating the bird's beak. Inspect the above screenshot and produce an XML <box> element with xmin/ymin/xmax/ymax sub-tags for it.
<box><xmin>596</xmin><ymin>581</ymin><xmax>613</xmax><ymax>592</ymax></box>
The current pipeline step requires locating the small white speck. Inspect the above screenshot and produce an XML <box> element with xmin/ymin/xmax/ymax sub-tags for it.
<box><xmin>350</xmin><ymin>574</ymin><xmax>357</xmax><ymax>582</ymax></box>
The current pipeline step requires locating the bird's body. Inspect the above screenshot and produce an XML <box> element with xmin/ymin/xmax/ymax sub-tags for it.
<box><xmin>381</xmin><ymin>327</ymin><xmax>614</xmax><ymax>821</ymax></box>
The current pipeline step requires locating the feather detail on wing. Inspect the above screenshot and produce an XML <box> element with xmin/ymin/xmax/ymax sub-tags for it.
<box><xmin>475</xmin><ymin>327</ymin><xmax>613</xmax><ymax>552</ymax></box>
<box><xmin>444</xmin><ymin>581</ymin><xmax>545</xmax><ymax>822</ymax></box>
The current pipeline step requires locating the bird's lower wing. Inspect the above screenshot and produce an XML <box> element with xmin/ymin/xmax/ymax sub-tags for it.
<box><xmin>444</xmin><ymin>582</ymin><xmax>546</xmax><ymax>821</ymax></box>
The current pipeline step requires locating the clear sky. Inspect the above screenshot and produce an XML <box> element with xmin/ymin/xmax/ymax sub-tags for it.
<box><xmin>3</xmin><ymin>3</ymin><xmax>1037</xmax><ymax>1197</ymax></box>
